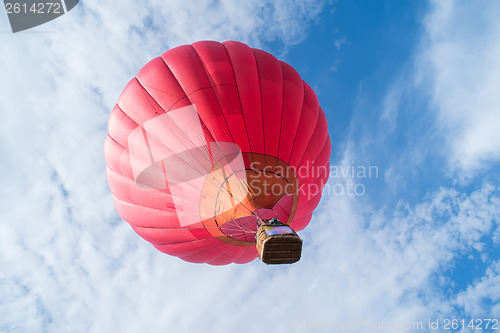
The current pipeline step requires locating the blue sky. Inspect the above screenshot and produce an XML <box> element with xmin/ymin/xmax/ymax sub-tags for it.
<box><xmin>1</xmin><ymin>0</ymin><xmax>499</xmax><ymax>332</ymax></box>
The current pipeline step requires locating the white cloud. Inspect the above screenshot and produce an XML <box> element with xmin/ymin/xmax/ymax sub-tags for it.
<box><xmin>455</xmin><ymin>260</ymin><xmax>500</xmax><ymax>317</ymax></box>
<box><xmin>334</xmin><ymin>37</ymin><xmax>346</xmax><ymax>50</ymax></box>
<box><xmin>0</xmin><ymin>0</ymin><xmax>328</xmax><ymax>331</ymax></box>
<box><xmin>330</xmin><ymin>0</ymin><xmax>500</xmax><ymax>326</ymax></box>
<box><xmin>416</xmin><ymin>0</ymin><xmax>500</xmax><ymax>178</ymax></box>
<box><xmin>2</xmin><ymin>0</ymin><xmax>499</xmax><ymax>331</ymax></box>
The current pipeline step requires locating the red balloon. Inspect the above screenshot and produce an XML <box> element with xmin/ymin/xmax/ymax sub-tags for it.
<box><xmin>104</xmin><ymin>41</ymin><xmax>331</xmax><ymax>265</ymax></box>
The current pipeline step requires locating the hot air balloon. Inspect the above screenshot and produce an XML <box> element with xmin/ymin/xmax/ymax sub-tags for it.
<box><xmin>104</xmin><ymin>41</ymin><xmax>331</xmax><ymax>265</ymax></box>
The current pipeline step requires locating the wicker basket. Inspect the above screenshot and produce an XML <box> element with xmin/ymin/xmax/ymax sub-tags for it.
<box><xmin>256</xmin><ymin>225</ymin><xmax>302</xmax><ymax>265</ymax></box>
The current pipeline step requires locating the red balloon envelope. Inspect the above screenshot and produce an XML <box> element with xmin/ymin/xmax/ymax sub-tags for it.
<box><xmin>104</xmin><ymin>41</ymin><xmax>331</xmax><ymax>265</ymax></box>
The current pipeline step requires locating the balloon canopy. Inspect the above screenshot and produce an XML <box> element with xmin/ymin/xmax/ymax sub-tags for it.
<box><xmin>104</xmin><ymin>40</ymin><xmax>331</xmax><ymax>265</ymax></box>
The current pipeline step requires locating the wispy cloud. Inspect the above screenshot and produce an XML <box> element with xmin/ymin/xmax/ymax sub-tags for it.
<box><xmin>325</xmin><ymin>0</ymin><xmax>500</xmax><ymax>326</ymax></box>
<box><xmin>334</xmin><ymin>36</ymin><xmax>346</xmax><ymax>50</ymax></box>
<box><xmin>0</xmin><ymin>0</ymin><xmax>326</xmax><ymax>331</ymax></box>
<box><xmin>1</xmin><ymin>0</ymin><xmax>499</xmax><ymax>331</ymax></box>
<box><xmin>416</xmin><ymin>0</ymin><xmax>500</xmax><ymax>179</ymax></box>
<box><xmin>455</xmin><ymin>260</ymin><xmax>500</xmax><ymax>317</ymax></box>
